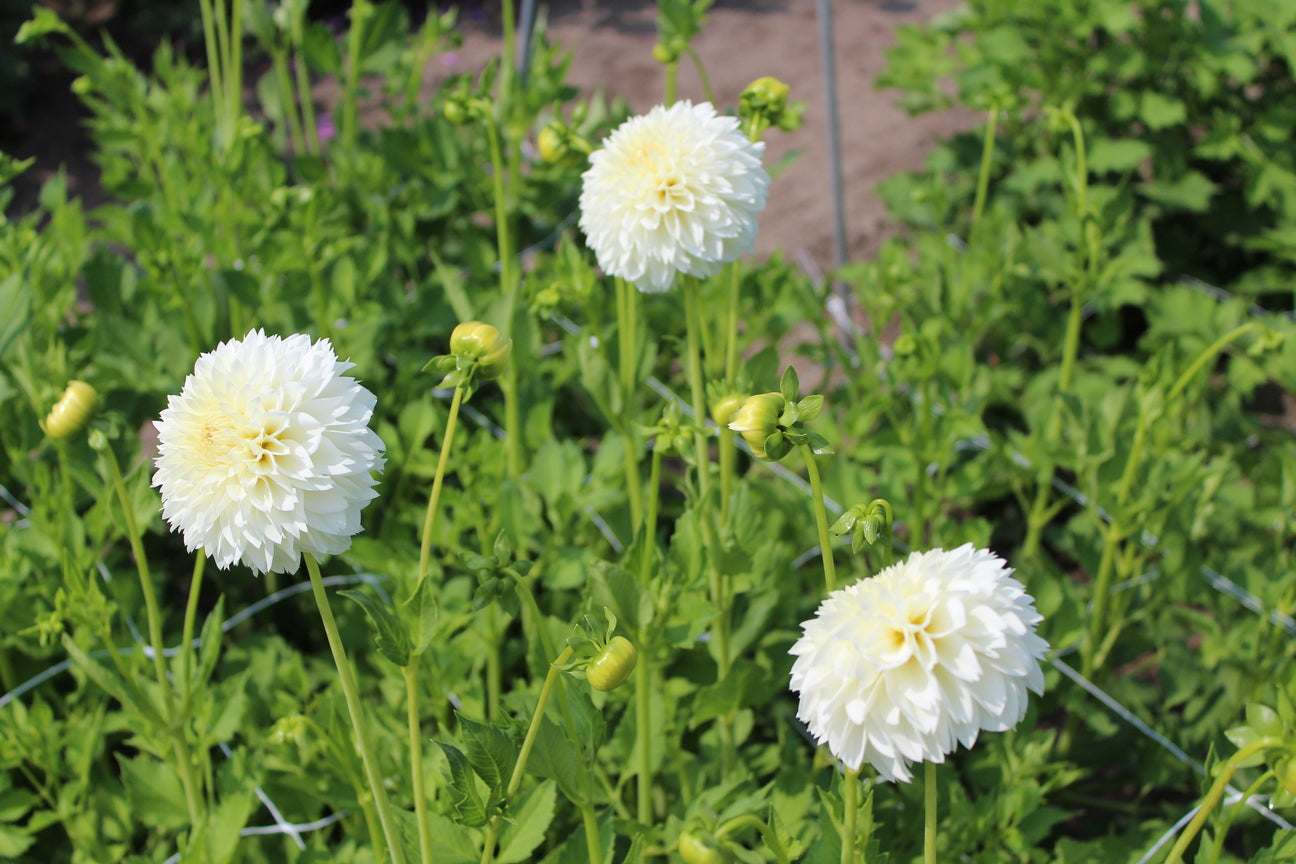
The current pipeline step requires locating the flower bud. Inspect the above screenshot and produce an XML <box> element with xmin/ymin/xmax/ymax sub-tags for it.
<box><xmin>727</xmin><ymin>392</ymin><xmax>785</xmax><ymax>460</ymax></box>
<box><xmin>710</xmin><ymin>392</ymin><xmax>745</xmax><ymax>428</ymax></box>
<box><xmin>1280</xmin><ymin>758</ymin><xmax>1296</xmax><ymax>798</ymax></box>
<box><xmin>678</xmin><ymin>831</ymin><xmax>730</xmax><ymax>864</ymax></box>
<box><xmin>537</xmin><ymin>124</ymin><xmax>592</xmax><ymax>167</ymax></box>
<box><xmin>652</xmin><ymin>42</ymin><xmax>680</xmax><ymax>65</ymax></box>
<box><xmin>450</xmin><ymin>321</ymin><xmax>511</xmax><ymax>380</ymax></box>
<box><xmin>585</xmin><ymin>635</ymin><xmax>637</xmax><ymax>691</ymax></box>
<box><xmin>44</xmin><ymin>380</ymin><xmax>99</xmax><ymax>440</ymax></box>
<box><xmin>741</xmin><ymin>76</ymin><xmax>790</xmax><ymax>116</ymax></box>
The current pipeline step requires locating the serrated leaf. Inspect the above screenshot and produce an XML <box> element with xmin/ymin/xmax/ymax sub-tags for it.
<box><xmin>437</xmin><ymin>742</ymin><xmax>490</xmax><ymax>827</ymax></box>
<box><xmin>497</xmin><ymin>780</ymin><xmax>556</xmax><ymax>864</ymax></box>
<box><xmin>457</xmin><ymin>713</ymin><xmax>517</xmax><ymax>797</ymax></box>
<box><xmin>524</xmin><ymin>717</ymin><xmax>581</xmax><ymax>801</ymax></box>
<box><xmin>340</xmin><ymin>587</ymin><xmax>412</xmax><ymax>667</ymax></box>
<box><xmin>116</xmin><ymin>755</ymin><xmax>189</xmax><ymax>830</ymax></box>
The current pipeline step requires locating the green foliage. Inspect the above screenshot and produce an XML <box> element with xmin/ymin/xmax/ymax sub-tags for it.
<box><xmin>2</xmin><ymin>0</ymin><xmax>1295</xmax><ymax>862</ymax></box>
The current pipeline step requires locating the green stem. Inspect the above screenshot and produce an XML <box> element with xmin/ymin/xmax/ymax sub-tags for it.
<box><xmin>1205</xmin><ymin>770</ymin><xmax>1272</xmax><ymax>864</ymax></box>
<box><xmin>341</xmin><ymin>0</ymin><xmax>369</xmax><ymax>150</ymax></box>
<box><xmin>1161</xmin><ymin>738</ymin><xmax>1278</xmax><ymax>864</ymax></box>
<box><xmin>617</xmin><ymin>278</ymin><xmax>645</xmax><ymax>529</ymax></box>
<box><xmin>292</xmin><ymin>36</ymin><xmax>321</xmax><ymax>154</ymax></box>
<box><xmin>481</xmin><ymin>647</ymin><xmax>574</xmax><ymax>864</ymax></box>
<box><xmin>968</xmin><ymin>106</ymin><xmax>998</xmax><ymax>240</ymax></box>
<box><xmin>634</xmin><ymin>645</ymin><xmax>653</xmax><ymax>825</ymax></box>
<box><xmin>197</xmin><ymin>0</ymin><xmax>227</xmax><ymax>142</ymax></box>
<box><xmin>415</xmin><ymin>384</ymin><xmax>464</xmax><ymax>597</ymax></box>
<box><xmin>404</xmin><ymin>660</ymin><xmax>434</xmax><ymax>864</ymax></box>
<box><xmin>1166</xmin><ymin>323</ymin><xmax>1259</xmax><ymax>405</ymax></box>
<box><xmin>485</xmin><ymin>116</ymin><xmax>523</xmax><ymax>479</ymax></box>
<box><xmin>304</xmin><ymin>553</ymin><xmax>407</xmax><ymax>864</ymax></box>
<box><xmin>664</xmin><ymin>61</ymin><xmax>678</xmax><ymax>105</ymax></box>
<box><xmin>800</xmin><ymin>445</ymin><xmax>837</xmax><ymax>592</ymax></box>
<box><xmin>177</xmin><ymin>552</ymin><xmax>207</xmax><ymax>719</ymax></box>
<box><xmin>684</xmin><ymin>46</ymin><xmax>715</xmax><ymax>106</ymax></box>
<box><xmin>226</xmin><ymin>0</ymin><xmax>244</xmax><ymax>137</ymax></box>
<box><xmin>716</xmin><ymin>815</ymin><xmax>791</xmax><ymax>864</ymax></box>
<box><xmin>102</xmin><ymin>445</ymin><xmax>170</xmax><ymax>701</ymax></box>
<box><xmin>923</xmin><ymin>761</ymin><xmax>937</xmax><ymax>864</ymax></box>
<box><xmin>682</xmin><ymin>279</ymin><xmax>712</xmax><ymax>506</ymax></box>
<box><xmin>272</xmin><ymin>48</ymin><xmax>307</xmax><ymax>154</ymax></box>
<box><xmin>841</xmin><ymin>767</ymin><xmax>860</xmax><ymax>864</ymax></box>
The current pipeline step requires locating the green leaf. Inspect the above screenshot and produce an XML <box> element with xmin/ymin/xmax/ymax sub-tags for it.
<box><xmin>15</xmin><ymin>8</ymin><xmax>72</xmax><ymax>44</ymax></box>
<box><xmin>1139</xmin><ymin>91</ymin><xmax>1186</xmax><ymax>130</ymax></box>
<box><xmin>591</xmin><ymin>562</ymin><xmax>651</xmax><ymax>635</ymax></box>
<box><xmin>1139</xmin><ymin>171</ymin><xmax>1217</xmax><ymax>212</ymax></box>
<box><xmin>437</xmin><ymin>742</ymin><xmax>490</xmax><ymax>827</ymax></box>
<box><xmin>780</xmin><ymin>365</ymin><xmax>800</xmax><ymax>403</ymax></box>
<box><xmin>116</xmin><ymin>755</ymin><xmax>189</xmax><ymax>830</ymax></box>
<box><xmin>497</xmin><ymin>780</ymin><xmax>556</xmax><ymax>864</ymax></box>
<box><xmin>457</xmin><ymin>713</ymin><xmax>517</xmax><ymax>797</ymax></box>
<box><xmin>0</xmin><ymin>825</ymin><xmax>34</xmax><ymax>858</ymax></box>
<box><xmin>524</xmin><ymin>717</ymin><xmax>581</xmax><ymax>802</ymax></box>
<box><xmin>340</xmin><ymin>587</ymin><xmax>412</xmax><ymax>667</ymax></box>
<box><xmin>193</xmin><ymin>596</ymin><xmax>227</xmax><ymax>693</ymax></box>
<box><xmin>796</xmin><ymin>393</ymin><xmax>824</xmax><ymax>422</ymax></box>
<box><xmin>0</xmin><ymin>275</ymin><xmax>31</xmax><ymax>363</ymax></box>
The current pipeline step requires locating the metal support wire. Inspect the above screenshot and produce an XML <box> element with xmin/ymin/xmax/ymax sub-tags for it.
<box><xmin>815</xmin><ymin>0</ymin><xmax>849</xmax><ymax>299</ymax></box>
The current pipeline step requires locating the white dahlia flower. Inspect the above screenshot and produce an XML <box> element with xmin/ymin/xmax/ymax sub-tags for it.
<box><xmin>152</xmin><ymin>330</ymin><xmax>385</xmax><ymax>575</ymax></box>
<box><xmin>789</xmin><ymin>544</ymin><xmax>1048</xmax><ymax>782</ymax></box>
<box><xmin>579</xmin><ymin>100</ymin><xmax>769</xmax><ymax>293</ymax></box>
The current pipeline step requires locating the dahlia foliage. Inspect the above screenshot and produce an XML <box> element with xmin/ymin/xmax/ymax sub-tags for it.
<box><xmin>789</xmin><ymin>544</ymin><xmax>1049</xmax><ymax>782</ymax></box>
<box><xmin>579</xmin><ymin>100</ymin><xmax>770</xmax><ymax>293</ymax></box>
<box><xmin>152</xmin><ymin>329</ymin><xmax>385</xmax><ymax>574</ymax></box>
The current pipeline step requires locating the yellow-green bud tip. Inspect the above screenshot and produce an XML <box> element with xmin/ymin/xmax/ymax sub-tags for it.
<box><xmin>44</xmin><ymin>380</ymin><xmax>100</xmax><ymax>440</ymax></box>
<box><xmin>710</xmin><ymin>393</ymin><xmax>746</xmax><ymax>428</ymax></box>
<box><xmin>727</xmin><ymin>392</ymin><xmax>784</xmax><ymax>460</ymax></box>
<box><xmin>450</xmin><ymin>321</ymin><xmax>511</xmax><ymax>379</ymax></box>
<box><xmin>742</xmin><ymin>76</ymin><xmax>790</xmax><ymax>111</ymax></box>
<box><xmin>586</xmin><ymin>635</ymin><xmax>637</xmax><ymax>691</ymax></box>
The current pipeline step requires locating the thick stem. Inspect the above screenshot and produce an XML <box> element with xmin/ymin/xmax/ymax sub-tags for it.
<box><xmin>617</xmin><ymin>278</ymin><xmax>645</xmax><ymax>529</ymax></box>
<box><xmin>683</xmin><ymin>280</ymin><xmax>712</xmax><ymax>506</ymax></box>
<box><xmin>968</xmin><ymin>106</ymin><xmax>999</xmax><ymax>241</ymax></box>
<box><xmin>485</xmin><ymin>117</ymin><xmax>523</xmax><ymax>479</ymax></box>
<box><xmin>177</xmin><ymin>552</ymin><xmax>207</xmax><ymax>718</ymax></box>
<box><xmin>341</xmin><ymin>0</ymin><xmax>368</xmax><ymax>149</ymax></box>
<box><xmin>404</xmin><ymin>660</ymin><xmax>433</xmax><ymax>864</ymax></box>
<box><xmin>304</xmin><ymin>554</ymin><xmax>407</xmax><ymax>864</ymax></box>
<box><xmin>924</xmin><ymin>761</ymin><xmax>937</xmax><ymax>864</ymax></box>
<box><xmin>664</xmin><ymin>61</ymin><xmax>678</xmax><ymax>105</ymax></box>
<box><xmin>841</xmin><ymin>767</ymin><xmax>860</xmax><ymax>864</ymax></box>
<box><xmin>415</xmin><ymin>384</ymin><xmax>464</xmax><ymax>597</ymax></box>
<box><xmin>198</xmin><ymin>0</ymin><xmax>227</xmax><ymax>142</ymax></box>
<box><xmin>1162</xmin><ymin>742</ymin><xmax>1278</xmax><ymax>864</ymax></box>
<box><xmin>272</xmin><ymin>49</ymin><xmax>307</xmax><ymax>154</ymax></box>
<box><xmin>800</xmin><ymin>445</ymin><xmax>838</xmax><ymax>592</ymax></box>
<box><xmin>634</xmin><ymin>646</ymin><xmax>653</xmax><ymax>825</ymax></box>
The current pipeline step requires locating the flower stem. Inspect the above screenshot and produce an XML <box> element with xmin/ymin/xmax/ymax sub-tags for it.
<box><xmin>480</xmin><ymin>646</ymin><xmax>575</xmax><ymax>864</ymax></box>
<box><xmin>304</xmin><ymin>553</ymin><xmax>407</xmax><ymax>864</ymax></box>
<box><xmin>177</xmin><ymin>551</ymin><xmax>207</xmax><ymax>719</ymax></box>
<box><xmin>841</xmin><ymin>766</ymin><xmax>860</xmax><ymax>864</ymax></box>
<box><xmin>683</xmin><ymin>279</ymin><xmax>712</xmax><ymax>506</ymax></box>
<box><xmin>404</xmin><ymin>659</ymin><xmax>433</xmax><ymax>864</ymax></box>
<box><xmin>617</xmin><ymin>278</ymin><xmax>645</xmax><ymax>529</ymax></box>
<box><xmin>800</xmin><ymin>445</ymin><xmax>837</xmax><ymax>592</ymax></box>
<box><xmin>485</xmin><ymin>115</ymin><xmax>523</xmax><ymax>479</ymax></box>
<box><xmin>341</xmin><ymin>0</ymin><xmax>369</xmax><ymax>150</ymax></box>
<box><xmin>415</xmin><ymin>383</ymin><xmax>464</xmax><ymax>598</ymax></box>
<box><xmin>923</xmin><ymin>761</ymin><xmax>937</xmax><ymax>864</ymax></box>
<box><xmin>664</xmin><ymin>60</ymin><xmax>678</xmax><ymax>105</ymax></box>
<box><xmin>634</xmin><ymin>643</ymin><xmax>654</xmax><ymax>825</ymax></box>
<box><xmin>968</xmin><ymin>105</ymin><xmax>998</xmax><ymax>241</ymax></box>
<box><xmin>716</xmin><ymin>815</ymin><xmax>791</xmax><ymax>864</ymax></box>
<box><xmin>1161</xmin><ymin>738</ymin><xmax>1278</xmax><ymax>864</ymax></box>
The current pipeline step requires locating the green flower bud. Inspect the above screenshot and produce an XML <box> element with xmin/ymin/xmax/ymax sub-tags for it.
<box><xmin>727</xmin><ymin>392</ymin><xmax>785</xmax><ymax>461</ymax></box>
<box><xmin>44</xmin><ymin>380</ymin><xmax>99</xmax><ymax>440</ymax></box>
<box><xmin>710</xmin><ymin>392</ymin><xmax>746</xmax><ymax>428</ymax></box>
<box><xmin>678</xmin><ymin>830</ymin><xmax>730</xmax><ymax>864</ymax></box>
<box><xmin>652</xmin><ymin>42</ymin><xmax>680</xmax><ymax>64</ymax></box>
<box><xmin>585</xmin><ymin>635</ymin><xmax>637</xmax><ymax>691</ymax></box>
<box><xmin>741</xmin><ymin>75</ymin><xmax>789</xmax><ymax>116</ymax></box>
<box><xmin>1280</xmin><ymin>757</ymin><xmax>1296</xmax><ymax>798</ymax></box>
<box><xmin>537</xmin><ymin>123</ymin><xmax>592</xmax><ymax>167</ymax></box>
<box><xmin>450</xmin><ymin>321</ymin><xmax>511</xmax><ymax>380</ymax></box>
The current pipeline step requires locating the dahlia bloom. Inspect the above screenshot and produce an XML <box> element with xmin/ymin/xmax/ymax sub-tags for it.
<box><xmin>789</xmin><ymin>544</ymin><xmax>1048</xmax><ymax>782</ymax></box>
<box><xmin>152</xmin><ymin>330</ymin><xmax>385</xmax><ymax>574</ymax></box>
<box><xmin>579</xmin><ymin>100</ymin><xmax>769</xmax><ymax>293</ymax></box>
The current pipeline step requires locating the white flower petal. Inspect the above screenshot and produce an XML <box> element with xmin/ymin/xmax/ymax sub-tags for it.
<box><xmin>579</xmin><ymin>101</ymin><xmax>769</xmax><ymax>293</ymax></box>
<box><xmin>788</xmin><ymin>545</ymin><xmax>1049</xmax><ymax>782</ymax></box>
<box><xmin>153</xmin><ymin>329</ymin><xmax>385</xmax><ymax>575</ymax></box>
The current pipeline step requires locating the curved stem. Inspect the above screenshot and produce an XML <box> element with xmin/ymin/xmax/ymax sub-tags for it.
<box><xmin>1205</xmin><ymin>770</ymin><xmax>1272</xmax><ymax>864</ymax></box>
<box><xmin>415</xmin><ymin>383</ymin><xmax>465</xmax><ymax>597</ymax></box>
<box><xmin>304</xmin><ymin>553</ymin><xmax>407</xmax><ymax>864</ymax></box>
<box><xmin>968</xmin><ymin>105</ymin><xmax>999</xmax><ymax>241</ymax></box>
<box><xmin>924</xmin><ymin>761</ymin><xmax>937</xmax><ymax>864</ymax></box>
<box><xmin>1166</xmin><ymin>323</ymin><xmax>1258</xmax><ymax>405</ymax></box>
<box><xmin>617</xmin><ymin>278</ymin><xmax>645</xmax><ymax>529</ymax></box>
<box><xmin>800</xmin><ymin>445</ymin><xmax>838</xmax><ymax>592</ymax></box>
<box><xmin>841</xmin><ymin>767</ymin><xmax>860</xmax><ymax>864</ymax></box>
<box><xmin>404</xmin><ymin>659</ymin><xmax>433</xmax><ymax>864</ymax></box>
<box><xmin>684</xmin><ymin>46</ymin><xmax>715</xmax><ymax>106</ymax></box>
<box><xmin>1161</xmin><ymin>737</ymin><xmax>1279</xmax><ymax>864</ymax></box>
<box><xmin>716</xmin><ymin>815</ymin><xmax>791</xmax><ymax>864</ymax></box>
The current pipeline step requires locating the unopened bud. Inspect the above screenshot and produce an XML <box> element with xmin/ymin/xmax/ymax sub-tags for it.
<box><xmin>727</xmin><ymin>392</ymin><xmax>785</xmax><ymax>461</ymax></box>
<box><xmin>44</xmin><ymin>380</ymin><xmax>100</xmax><ymax>440</ymax></box>
<box><xmin>450</xmin><ymin>321</ymin><xmax>511</xmax><ymax>379</ymax></box>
